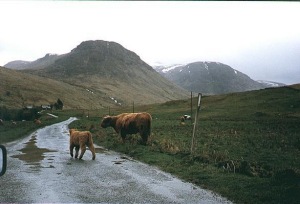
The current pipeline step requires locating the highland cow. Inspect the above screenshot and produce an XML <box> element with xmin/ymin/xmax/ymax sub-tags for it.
<box><xmin>69</xmin><ymin>129</ymin><xmax>96</xmax><ymax>160</ymax></box>
<box><xmin>34</xmin><ymin>119</ymin><xmax>42</xmax><ymax>125</ymax></box>
<box><xmin>101</xmin><ymin>112</ymin><xmax>152</xmax><ymax>145</ymax></box>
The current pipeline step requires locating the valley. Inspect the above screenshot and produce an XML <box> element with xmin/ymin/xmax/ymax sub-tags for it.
<box><xmin>1</xmin><ymin>85</ymin><xmax>299</xmax><ymax>203</ymax></box>
<box><xmin>2</xmin><ymin>40</ymin><xmax>288</xmax><ymax>111</ymax></box>
<box><xmin>1</xmin><ymin>39</ymin><xmax>299</xmax><ymax>203</ymax></box>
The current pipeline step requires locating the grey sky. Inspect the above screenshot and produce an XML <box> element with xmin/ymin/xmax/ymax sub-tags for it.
<box><xmin>0</xmin><ymin>1</ymin><xmax>299</xmax><ymax>84</ymax></box>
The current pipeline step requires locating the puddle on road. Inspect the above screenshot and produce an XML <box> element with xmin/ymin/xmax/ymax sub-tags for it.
<box><xmin>11</xmin><ymin>135</ymin><xmax>57</xmax><ymax>169</ymax></box>
<box><xmin>11</xmin><ymin>137</ymin><xmax>108</xmax><ymax>170</ymax></box>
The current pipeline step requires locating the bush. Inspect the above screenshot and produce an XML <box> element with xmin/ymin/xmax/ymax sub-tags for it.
<box><xmin>0</xmin><ymin>106</ymin><xmax>40</xmax><ymax>121</ymax></box>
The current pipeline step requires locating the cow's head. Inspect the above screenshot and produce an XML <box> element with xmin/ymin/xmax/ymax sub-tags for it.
<box><xmin>101</xmin><ymin>115</ymin><xmax>112</xmax><ymax>128</ymax></box>
<box><xmin>69</xmin><ymin>128</ymin><xmax>77</xmax><ymax>135</ymax></box>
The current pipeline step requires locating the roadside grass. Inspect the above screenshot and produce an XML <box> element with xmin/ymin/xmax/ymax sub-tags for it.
<box><xmin>0</xmin><ymin>109</ymin><xmax>81</xmax><ymax>144</ymax></box>
<box><xmin>69</xmin><ymin>86</ymin><xmax>300</xmax><ymax>203</ymax></box>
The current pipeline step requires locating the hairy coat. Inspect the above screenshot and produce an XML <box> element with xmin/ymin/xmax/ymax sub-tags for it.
<box><xmin>69</xmin><ymin>129</ymin><xmax>96</xmax><ymax>160</ymax></box>
<box><xmin>34</xmin><ymin>119</ymin><xmax>42</xmax><ymax>125</ymax></box>
<box><xmin>101</xmin><ymin>112</ymin><xmax>152</xmax><ymax>145</ymax></box>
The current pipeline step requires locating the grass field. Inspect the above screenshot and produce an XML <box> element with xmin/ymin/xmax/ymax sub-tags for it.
<box><xmin>1</xmin><ymin>86</ymin><xmax>300</xmax><ymax>203</ymax></box>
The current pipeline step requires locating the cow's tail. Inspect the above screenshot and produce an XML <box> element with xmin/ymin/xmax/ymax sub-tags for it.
<box><xmin>87</xmin><ymin>132</ymin><xmax>93</xmax><ymax>144</ymax></box>
<box><xmin>87</xmin><ymin>131</ymin><xmax>96</xmax><ymax>160</ymax></box>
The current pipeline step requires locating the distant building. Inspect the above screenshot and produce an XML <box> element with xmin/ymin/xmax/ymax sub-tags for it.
<box><xmin>41</xmin><ymin>105</ymin><xmax>51</xmax><ymax>110</ymax></box>
<box><xmin>25</xmin><ymin>105</ymin><xmax>33</xmax><ymax>110</ymax></box>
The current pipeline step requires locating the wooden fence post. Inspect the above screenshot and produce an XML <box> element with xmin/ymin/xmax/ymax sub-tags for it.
<box><xmin>133</xmin><ymin>101</ymin><xmax>135</xmax><ymax>113</ymax></box>
<box><xmin>191</xmin><ymin>91</ymin><xmax>193</xmax><ymax>121</ymax></box>
<box><xmin>191</xmin><ymin>93</ymin><xmax>202</xmax><ymax>156</ymax></box>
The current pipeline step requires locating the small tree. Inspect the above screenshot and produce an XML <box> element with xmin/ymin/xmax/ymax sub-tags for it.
<box><xmin>54</xmin><ymin>98</ymin><xmax>64</xmax><ymax>110</ymax></box>
<box><xmin>0</xmin><ymin>106</ymin><xmax>10</xmax><ymax>120</ymax></box>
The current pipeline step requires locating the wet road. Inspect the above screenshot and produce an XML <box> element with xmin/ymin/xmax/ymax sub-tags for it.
<box><xmin>0</xmin><ymin>117</ymin><xmax>231</xmax><ymax>203</ymax></box>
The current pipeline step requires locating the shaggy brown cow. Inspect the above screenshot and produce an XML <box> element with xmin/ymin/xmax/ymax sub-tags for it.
<box><xmin>34</xmin><ymin>119</ymin><xmax>42</xmax><ymax>125</ymax></box>
<box><xmin>101</xmin><ymin>112</ymin><xmax>152</xmax><ymax>145</ymax></box>
<box><xmin>69</xmin><ymin>129</ymin><xmax>96</xmax><ymax>160</ymax></box>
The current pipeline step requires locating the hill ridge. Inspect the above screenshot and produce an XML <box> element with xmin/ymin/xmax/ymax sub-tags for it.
<box><xmin>154</xmin><ymin>61</ymin><xmax>266</xmax><ymax>95</ymax></box>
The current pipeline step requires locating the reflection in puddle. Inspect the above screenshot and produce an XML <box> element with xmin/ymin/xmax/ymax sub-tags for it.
<box><xmin>11</xmin><ymin>135</ymin><xmax>57</xmax><ymax>168</ymax></box>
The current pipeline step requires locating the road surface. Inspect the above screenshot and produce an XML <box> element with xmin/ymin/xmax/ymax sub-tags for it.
<box><xmin>0</xmin><ymin>117</ymin><xmax>231</xmax><ymax>203</ymax></box>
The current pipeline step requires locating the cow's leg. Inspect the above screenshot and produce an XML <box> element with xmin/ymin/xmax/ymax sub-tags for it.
<box><xmin>121</xmin><ymin>130</ymin><xmax>126</xmax><ymax>143</ymax></box>
<box><xmin>75</xmin><ymin>146</ymin><xmax>80</xmax><ymax>158</ymax></box>
<box><xmin>70</xmin><ymin>144</ymin><xmax>75</xmax><ymax>158</ymax></box>
<box><xmin>88</xmin><ymin>143</ymin><xmax>96</xmax><ymax>160</ymax></box>
<box><xmin>140</xmin><ymin>128</ymin><xmax>150</xmax><ymax>145</ymax></box>
<box><xmin>140</xmin><ymin>133</ymin><xmax>148</xmax><ymax>145</ymax></box>
<box><xmin>79</xmin><ymin>144</ymin><xmax>86</xmax><ymax>160</ymax></box>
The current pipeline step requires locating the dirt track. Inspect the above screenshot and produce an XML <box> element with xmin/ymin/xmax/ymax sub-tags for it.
<box><xmin>0</xmin><ymin>117</ymin><xmax>231</xmax><ymax>203</ymax></box>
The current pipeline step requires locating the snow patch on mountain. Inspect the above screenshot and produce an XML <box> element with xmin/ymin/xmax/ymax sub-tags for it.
<box><xmin>161</xmin><ymin>64</ymin><xmax>185</xmax><ymax>73</ymax></box>
<box><xmin>86</xmin><ymin>89</ymin><xmax>94</xmax><ymax>94</ymax></box>
<box><xmin>257</xmin><ymin>80</ymin><xmax>285</xmax><ymax>87</ymax></box>
<box><xmin>204</xmin><ymin>63</ymin><xmax>209</xmax><ymax>71</ymax></box>
<box><xmin>110</xmin><ymin>97</ymin><xmax>122</xmax><ymax>105</ymax></box>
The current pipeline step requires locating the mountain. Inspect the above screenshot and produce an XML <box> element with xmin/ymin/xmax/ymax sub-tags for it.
<box><xmin>0</xmin><ymin>66</ymin><xmax>115</xmax><ymax>109</ymax></box>
<box><xmin>4</xmin><ymin>60</ymin><xmax>31</xmax><ymax>70</ymax></box>
<box><xmin>4</xmin><ymin>54</ymin><xmax>62</xmax><ymax>70</ymax></box>
<box><xmin>154</xmin><ymin>62</ymin><xmax>267</xmax><ymax>95</ymax></box>
<box><xmin>26</xmin><ymin>40</ymin><xmax>155</xmax><ymax>79</ymax></box>
<box><xmin>6</xmin><ymin>40</ymin><xmax>188</xmax><ymax>106</ymax></box>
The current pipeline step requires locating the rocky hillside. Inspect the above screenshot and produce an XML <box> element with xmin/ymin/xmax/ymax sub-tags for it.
<box><xmin>5</xmin><ymin>40</ymin><xmax>188</xmax><ymax>107</ymax></box>
<box><xmin>4</xmin><ymin>54</ymin><xmax>63</xmax><ymax>70</ymax></box>
<box><xmin>154</xmin><ymin>62</ymin><xmax>267</xmax><ymax>95</ymax></box>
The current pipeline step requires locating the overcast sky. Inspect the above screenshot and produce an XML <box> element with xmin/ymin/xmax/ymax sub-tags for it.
<box><xmin>1</xmin><ymin>1</ymin><xmax>299</xmax><ymax>84</ymax></box>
